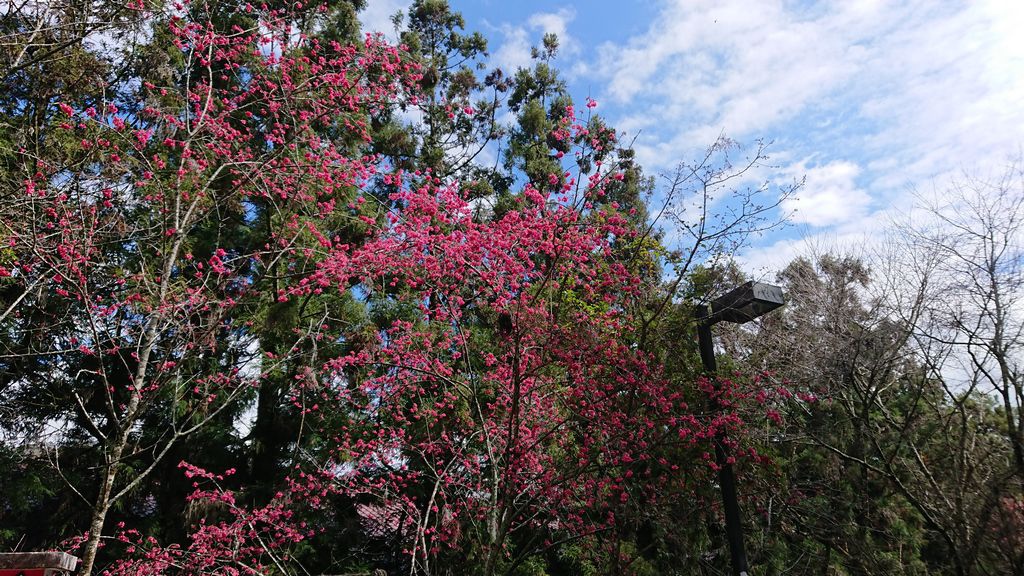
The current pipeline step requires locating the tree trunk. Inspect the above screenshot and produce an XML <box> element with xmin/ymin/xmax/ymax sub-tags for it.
<box><xmin>78</xmin><ymin>425</ymin><xmax>132</xmax><ymax>576</ymax></box>
<box><xmin>78</xmin><ymin>319</ymin><xmax>155</xmax><ymax>576</ymax></box>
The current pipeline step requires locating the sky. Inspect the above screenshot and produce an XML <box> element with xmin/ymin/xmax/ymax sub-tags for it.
<box><xmin>361</xmin><ymin>0</ymin><xmax>1024</xmax><ymax>275</ymax></box>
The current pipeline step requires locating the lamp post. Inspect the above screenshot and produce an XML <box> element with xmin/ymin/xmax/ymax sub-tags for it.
<box><xmin>696</xmin><ymin>281</ymin><xmax>785</xmax><ymax>576</ymax></box>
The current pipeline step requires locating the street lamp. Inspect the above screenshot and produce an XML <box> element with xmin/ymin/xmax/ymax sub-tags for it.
<box><xmin>695</xmin><ymin>281</ymin><xmax>785</xmax><ymax>576</ymax></box>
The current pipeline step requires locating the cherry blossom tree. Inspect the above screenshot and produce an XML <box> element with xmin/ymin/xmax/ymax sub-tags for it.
<box><xmin>0</xmin><ymin>2</ymin><xmax>782</xmax><ymax>574</ymax></box>
<box><xmin>80</xmin><ymin>31</ymin><xmax>729</xmax><ymax>575</ymax></box>
<box><xmin>2</xmin><ymin>3</ymin><xmax>418</xmax><ymax>573</ymax></box>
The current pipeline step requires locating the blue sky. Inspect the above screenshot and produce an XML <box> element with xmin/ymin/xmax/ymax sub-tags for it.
<box><xmin>362</xmin><ymin>0</ymin><xmax>1024</xmax><ymax>274</ymax></box>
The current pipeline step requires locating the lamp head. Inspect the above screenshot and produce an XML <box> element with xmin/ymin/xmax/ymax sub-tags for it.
<box><xmin>698</xmin><ymin>281</ymin><xmax>785</xmax><ymax>325</ymax></box>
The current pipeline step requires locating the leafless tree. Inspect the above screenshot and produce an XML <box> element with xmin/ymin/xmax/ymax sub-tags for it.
<box><xmin>637</xmin><ymin>136</ymin><xmax>800</xmax><ymax>347</ymax></box>
<box><xmin>736</xmin><ymin>161</ymin><xmax>1024</xmax><ymax>575</ymax></box>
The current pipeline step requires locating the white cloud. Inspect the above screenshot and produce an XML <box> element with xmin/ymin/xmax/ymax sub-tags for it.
<box><xmin>490</xmin><ymin>8</ymin><xmax>578</xmax><ymax>73</ymax></box>
<box><xmin>850</xmin><ymin>1</ymin><xmax>1024</xmax><ymax>191</ymax></box>
<box><xmin>527</xmin><ymin>8</ymin><xmax>577</xmax><ymax>55</ymax></box>
<box><xmin>492</xmin><ymin>24</ymin><xmax>532</xmax><ymax>73</ymax></box>
<box><xmin>736</xmin><ymin>218</ymin><xmax>886</xmax><ymax>278</ymax></box>
<box><xmin>358</xmin><ymin>0</ymin><xmax>410</xmax><ymax>41</ymax></box>
<box><xmin>575</xmin><ymin>0</ymin><xmax>1024</xmax><ymax>278</ymax></box>
<box><xmin>783</xmin><ymin>160</ymin><xmax>870</xmax><ymax>227</ymax></box>
<box><xmin>735</xmin><ymin>236</ymin><xmax>808</xmax><ymax>279</ymax></box>
<box><xmin>588</xmin><ymin>0</ymin><xmax>1024</xmax><ymax>177</ymax></box>
<box><xmin>589</xmin><ymin>0</ymin><xmax>881</xmax><ymax>165</ymax></box>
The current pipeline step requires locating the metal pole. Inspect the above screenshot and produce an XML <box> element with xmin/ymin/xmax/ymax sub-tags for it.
<box><xmin>698</xmin><ymin>322</ymin><xmax>750</xmax><ymax>576</ymax></box>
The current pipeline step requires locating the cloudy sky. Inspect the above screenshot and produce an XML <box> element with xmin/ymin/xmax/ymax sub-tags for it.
<box><xmin>362</xmin><ymin>0</ymin><xmax>1024</xmax><ymax>274</ymax></box>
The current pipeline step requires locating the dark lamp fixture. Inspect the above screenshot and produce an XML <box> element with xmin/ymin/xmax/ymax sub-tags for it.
<box><xmin>693</xmin><ymin>279</ymin><xmax>785</xmax><ymax>576</ymax></box>
<box><xmin>698</xmin><ymin>281</ymin><xmax>785</xmax><ymax>325</ymax></box>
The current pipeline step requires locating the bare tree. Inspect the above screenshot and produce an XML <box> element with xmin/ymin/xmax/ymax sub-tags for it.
<box><xmin>883</xmin><ymin>160</ymin><xmax>1024</xmax><ymax>574</ymax></box>
<box><xmin>737</xmin><ymin>161</ymin><xmax>1024</xmax><ymax>575</ymax></box>
<box><xmin>900</xmin><ymin>161</ymin><xmax>1024</xmax><ymax>484</ymax></box>
<box><xmin>637</xmin><ymin>136</ymin><xmax>800</xmax><ymax>347</ymax></box>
